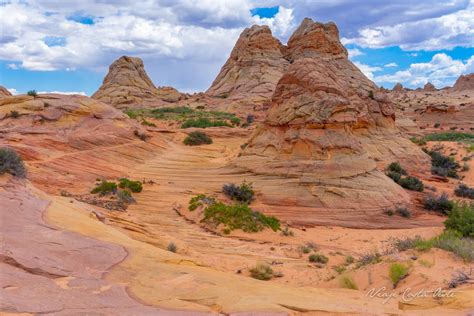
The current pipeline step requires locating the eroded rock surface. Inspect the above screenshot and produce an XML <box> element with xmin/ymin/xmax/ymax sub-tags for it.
<box><xmin>232</xmin><ymin>18</ymin><xmax>429</xmax><ymax>226</ymax></box>
<box><xmin>0</xmin><ymin>86</ymin><xmax>12</xmax><ymax>98</ymax></box>
<box><xmin>92</xmin><ymin>56</ymin><xmax>185</xmax><ymax>108</ymax></box>
<box><xmin>452</xmin><ymin>73</ymin><xmax>474</xmax><ymax>91</ymax></box>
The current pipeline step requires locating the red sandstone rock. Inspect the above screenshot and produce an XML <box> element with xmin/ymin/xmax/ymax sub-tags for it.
<box><xmin>452</xmin><ymin>73</ymin><xmax>474</xmax><ymax>91</ymax></box>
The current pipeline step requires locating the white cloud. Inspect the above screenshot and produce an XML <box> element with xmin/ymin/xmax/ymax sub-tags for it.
<box><xmin>375</xmin><ymin>53</ymin><xmax>474</xmax><ymax>88</ymax></box>
<box><xmin>7</xmin><ymin>88</ymin><xmax>19</xmax><ymax>95</ymax></box>
<box><xmin>353</xmin><ymin>62</ymin><xmax>382</xmax><ymax>80</ymax></box>
<box><xmin>344</xmin><ymin>3</ymin><xmax>474</xmax><ymax>51</ymax></box>
<box><xmin>7</xmin><ymin>63</ymin><xmax>19</xmax><ymax>69</ymax></box>
<box><xmin>384</xmin><ymin>62</ymin><xmax>398</xmax><ymax>67</ymax></box>
<box><xmin>252</xmin><ymin>6</ymin><xmax>295</xmax><ymax>38</ymax></box>
<box><xmin>348</xmin><ymin>48</ymin><xmax>363</xmax><ymax>58</ymax></box>
<box><xmin>37</xmin><ymin>91</ymin><xmax>87</xmax><ymax>96</ymax></box>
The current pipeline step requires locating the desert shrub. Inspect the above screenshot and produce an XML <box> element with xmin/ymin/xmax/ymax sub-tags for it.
<box><xmin>428</xmin><ymin>150</ymin><xmax>459</xmax><ymax>178</ymax></box>
<box><xmin>27</xmin><ymin>90</ymin><xmax>37</xmax><ymax>97</ymax></box>
<box><xmin>309</xmin><ymin>254</ymin><xmax>328</xmax><ymax>264</ymax></box>
<box><xmin>118</xmin><ymin>178</ymin><xmax>143</xmax><ymax>193</ymax></box>
<box><xmin>230</xmin><ymin>116</ymin><xmax>241</xmax><ymax>126</ymax></box>
<box><xmin>345</xmin><ymin>256</ymin><xmax>355</xmax><ymax>264</ymax></box>
<box><xmin>0</xmin><ymin>148</ymin><xmax>26</xmax><ymax>177</ymax></box>
<box><xmin>152</xmin><ymin>106</ymin><xmax>194</xmax><ymax>115</ymax></box>
<box><xmin>454</xmin><ymin>183</ymin><xmax>474</xmax><ymax>199</ymax></box>
<box><xmin>181</xmin><ymin>117</ymin><xmax>231</xmax><ymax>128</ymax></box>
<box><xmin>433</xmin><ymin>230</ymin><xmax>474</xmax><ymax>262</ymax></box>
<box><xmin>462</xmin><ymin>163</ymin><xmax>470</xmax><ymax>171</ymax></box>
<box><xmin>183</xmin><ymin>131</ymin><xmax>212</xmax><ymax>146</ymax></box>
<box><xmin>134</xmin><ymin>130</ymin><xmax>147</xmax><ymax>141</ymax></box>
<box><xmin>398</xmin><ymin>176</ymin><xmax>424</xmax><ymax>192</ymax></box>
<box><xmin>167</xmin><ymin>242</ymin><xmax>177</xmax><ymax>253</ymax></box>
<box><xmin>423</xmin><ymin>193</ymin><xmax>454</xmax><ymax>214</ymax></box>
<box><xmin>423</xmin><ymin>132</ymin><xmax>474</xmax><ymax>142</ymax></box>
<box><xmin>444</xmin><ymin>202</ymin><xmax>474</xmax><ymax>237</ymax></box>
<box><xmin>249</xmin><ymin>263</ymin><xmax>273</xmax><ymax>280</ymax></box>
<box><xmin>384</xmin><ymin>209</ymin><xmax>395</xmax><ymax>216</ymax></box>
<box><xmin>386</xmin><ymin>171</ymin><xmax>401</xmax><ymax>182</ymax></box>
<box><xmin>91</xmin><ymin>180</ymin><xmax>117</xmax><ymax>195</ymax></box>
<box><xmin>357</xmin><ymin>252</ymin><xmax>382</xmax><ymax>267</ymax></box>
<box><xmin>434</xmin><ymin>123</ymin><xmax>440</xmax><ymax>128</ymax></box>
<box><xmin>333</xmin><ymin>265</ymin><xmax>346</xmax><ymax>274</ymax></box>
<box><xmin>301</xmin><ymin>245</ymin><xmax>311</xmax><ymax>254</ymax></box>
<box><xmin>124</xmin><ymin>109</ymin><xmax>140</xmax><ymax>119</ymax></box>
<box><xmin>141</xmin><ymin>119</ymin><xmax>156</xmax><ymax>127</ymax></box>
<box><xmin>222</xmin><ymin>181</ymin><xmax>254</xmax><ymax>203</ymax></box>
<box><xmin>389</xmin><ymin>263</ymin><xmax>409</xmax><ymax>287</ymax></box>
<box><xmin>246</xmin><ymin>114</ymin><xmax>255</xmax><ymax>124</ymax></box>
<box><xmin>340</xmin><ymin>276</ymin><xmax>358</xmax><ymax>290</ymax></box>
<box><xmin>201</xmin><ymin>202</ymin><xmax>280</xmax><ymax>233</ymax></box>
<box><xmin>387</xmin><ymin>162</ymin><xmax>406</xmax><ymax>175</ymax></box>
<box><xmin>9</xmin><ymin>110</ymin><xmax>20</xmax><ymax>118</ymax></box>
<box><xmin>409</xmin><ymin>137</ymin><xmax>427</xmax><ymax>146</ymax></box>
<box><xmin>188</xmin><ymin>194</ymin><xmax>215</xmax><ymax>211</ymax></box>
<box><xmin>281</xmin><ymin>225</ymin><xmax>294</xmax><ymax>236</ymax></box>
<box><xmin>392</xmin><ymin>236</ymin><xmax>424</xmax><ymax>251</ymax></box>
<box><xmin>368</xmin><ymin>90</ymin><xmax>374</xmax><ymax>99</ymax></box>
<box><xmin>117</xmin><ymin>189</ymin><xmax>135</xmax><ymax>204</ymax></box>
<box><xmin>396</xmin><ymin>206</ymin><xmax>412</xmax><ymax>218</ymax></box>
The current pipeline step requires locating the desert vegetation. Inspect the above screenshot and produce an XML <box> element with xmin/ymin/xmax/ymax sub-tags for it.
<box><xmin>389</xmin><ymin>263</ymin><xmax>409</xmax><ymax>287</ymax></box>
<box><xmin>0</xmin><ymin>148</ymin><xmax>26</xmax><ymax>178</ymax></box>
<box><xmin>427</xmin><ymin>149</ymin><xmax>460</xmax><ymax>178</ymax></box>
<box><xmin>222</xmin><ymin>181</ymin><xmax>254</xmax><ymax>203</ymax></box>
<box><xmin>454</xmin><ymin>183</ymin><xmax>474</xmax><ymax>199</ymax></box>
<box><xmin>183</xmin><ymin>131</ymin><xmax>212</xmax><ymax>146</ymax></box>
<box><xmin>124</xmin><ymin>106</ymin><xmax>240</xmax><ymax>128</ymax></box>
<box><xmin>386</xmin><ymin>162</ymin><xmax>424</xmax><ymax>191</ymax></box>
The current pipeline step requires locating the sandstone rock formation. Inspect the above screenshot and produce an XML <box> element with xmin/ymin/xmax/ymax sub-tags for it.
<box><xmin>232</xmin><ymin>18</ymin><xmax>429</xmax><ymax>226</ymax></box>
<box><xmin>392</xmin><ymin>83</ymin><xmax>404</xmax><ymax>92</ymax></box>
<box><xmin>452</xmin><ymin>73</ymin><xmax>474</xmax><ymax>91</ymax></box>
<box><xmin>423</xmin><ymin>82</ymin><xmax>436</xmax><ymax>92</ymax></box>
<box><xmin>92</xmin><ymin>56</ymin><xmax>185</xmax><ymax>109</ymax></box>
<box><xmin>0</xmin><ymin>85</ymin><xmax>12</xmax><ymax>98</ymax></box>
<box><xmin>206</xmin><ymin>25</ymin><xmax>288</xmax><ymax>102</ymax></box>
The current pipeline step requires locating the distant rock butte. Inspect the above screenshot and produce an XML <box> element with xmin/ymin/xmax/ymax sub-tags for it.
<box><xmin>392</xmin><ymin>83</ymin><xmax>404</xmax><ymax>92</ymax></box>
<box><xmin>0</xmin><ymin>85</ymin><xmax>12</xmax><ymax>97</ymax></box>
<box><xmin>423</xmin><ymin>82</ymin><xmax>436</xmax><ymax>92</ymax></box>
<box><xmin>452</xmin><ymin>73</ymin><xmax>474</xmax><ymax>91</ymax></box>
<box><xmin>232</xmin><ymin>18</ymin><xmax>429</xmax><ymax>226</ymax></box>
<box><xmin>92</xmin><ymin>56</ymin><xmax>185</xmax><ymax>108</ymax></box>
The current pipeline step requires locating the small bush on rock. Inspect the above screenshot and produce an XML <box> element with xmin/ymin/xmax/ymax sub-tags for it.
<box><xmin>454</xmin><ymin>183</ymin><xmax>474</xmax><ymax>199</ymax></box>
<box><xmin>119</xmin><ymin>178</ymin><xmax>143</xmax><ymax>193</ymax></box>
<box><xmin>389</xmin><ymin>263</ymin><xmax>409</xmax><ymax>287</ymax></box>
<box><xmin>223</xmin><ymin>181</ymin><xmax>254</xmax><ymax>203</ymax></box>
<box><xmin>117</xmin><ymin>189</ymin><xmax>135</xmax><ymax>204</ymax></box>
<box><xmin>0</xmin><ymin>148</ymin><xmax>26</xmax><ymax>177</ymax></box>
<box><xmin>183</xmin><ymin>131</ymin><xmax>212</xmax><ymax>146</ymax></box>
<box><xmin>167</xmin><ymin>242</ymin><xmax>177</xmax><ymax>253</ymax></box>
<box><xmin>309</xmin><ymin>254</ymin><xmax>328</xmax><ymax>264</ymax></box>
<box><xmin>27</xmin><ymin>90</ymin><xmax>37</xmax><ymax>97</ymax></box>
<box><xmin>9</xmin><ymin>110</ymin><xmax>20</xmax><ymax>118</ymax></box>
<box><xmin>91</xmin><ymin>180</ymin><xmax>117</xmax><ymax>195</ymax></box>
<box><xmin>250</xmin><ymin>263</ymin><xmax>273</xmax><ymax>280</ymax></box>
<box><xmin>398</xmin><ymin>176</ymin><xmax>424</xmax><ymax>192</ymax></box>
<box><xmin>423</xmin><ymin>193</ymin><xmax>454</xmax><ymax>214</ymax></box>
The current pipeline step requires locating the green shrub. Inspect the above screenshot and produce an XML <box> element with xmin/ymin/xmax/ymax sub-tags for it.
<box><xmin>433</xmin><ymin>230</ymin><xmax>473</xmax><ymax>262</ymax></box>
<box><xmin>152</xmin><ymin>106</ymin><xmax>194</xmax><ymax>115</ymax></box>
<box><xmin>444</xmin><ymin>202</ymin><xmax>474</xmax><ymax>237</ymax></box>
<box><xmin>281</xmin><ymin>225</ymin><xmax>294</xmax><ymax>236</ymax></box>
<box><xmin>117</xmin><ymin>189</ymin><xmax>135</xmax><ymax>204</ymax></box>
<box><xmin>118</xmin><ymin>178</ymin><xmax>143</xmax><ymax>193</ymax></box>
<box><xmin>340</xmin><ymin>276</ymin><xmax>358</xmax><ymax>290</ymax></box>
<box><xmin>230</xmin><ymin>116</ymin><xmax>241</xmax><ymax>126</ymax></box>
<box><xmin>183</xmin><ymin>131</ymin><xmax>213</xmax><ymax>146</ymax></box>
<box><xmin>9</xmin><ymin>110</ymin><xmax>20</xmax><ymax>118</ymax></box>
<box><xmin>423</xmin><ymin>193</ymin><xmax>454</xmax><ymax>214</ymax></box>
<box><xmin>389</xmin><ymin>263</ymin><xmax>409</xmax><ymax>287</ymax></box>
<box><xmin>249</xmin><ymin>263</ymin><xmax>273</xmax><ymax>280</ymax></box>
<box><xmin>309</xmin><ymin>254</ymin><xmax>328</xmax><ymax>264</ymax></box>
<box><xmin>201</xmin><ymin>202</ymin><xmax>280</xmax><ymax>233</ymax></box>
<box><xmin>357</xmin><ymin>252</ymin><xmax>382</xmax><ymax>267</ymax></box>
<box><xmin>398</xmin><ymin>176</ymin><xmax>424</xmax><ymax>192</ymax></box>
<box><xmin>188</xmin><ymin>194</ymin><xmax>215</xmax><ymax>211</ymax></box>
<box><xmin>91</xmin><ymin>180</ymin><xmax>117</xmax><ymax>195</ymax></box>
<box><xmin>387</xmin><ymin>162</ymin><xmax>406</xmax><ymax>175</ymax></box>
<box><xmin>141</xmin><ymin>119</ymin><xmax>156</xmax><ymax>127</ymax></box>
<box><xmin>181</xmin><ymin>117</ymin><xmax>231</xmax><ymax>128</ymax></box>
<box><xmin>345</xmin><ymin>256</ymin><xmax>355</xmax><ymax>264</ymax></box>
<box><xmin>167</xmin><ymin>242</ymin><xmax>177</xmax><ymax>253</ymax></box>
<box><xmin>333</xmin><ymin>265</ymin><xmax>346</xmax><ymax>274</ymax></box>
<box><xmin>429</xmin><ymin>150</ymin><xmax>459</xmax><ymax>178</ymax></box>
<box><xmin>222</xmin><ymin>181</ymin><xmax>254</xmax><ymax>203</ymax></box>
<box><xmin>396</xmin><ymin>207</ymin><xmax>412</xmax><ymax>218</ymax></box>
<box><xmin>423</xmin><ymin>132</ymin><xmax>474</xmax><ymax>142</ymax></box>
<box><xmin>454</xmin><ymin>183</ymin><xmax>474</xmax><ymax>199</ymax></box>
<box><xmin>0</xmin><ymin>148</ymin><xmax>26</xmax><ymax>177</ymax></box>
<box><xmin>410</xmin><ymin>137</ymin><xmax>427</xmax><ymax>146</ymax></box>
<box><xmin>27</xmin><ymin>90</ymin><xmax>37</xmax><ymax>97</ymax></box>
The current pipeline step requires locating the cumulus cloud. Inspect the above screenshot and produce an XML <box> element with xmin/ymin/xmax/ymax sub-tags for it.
<box><xmin>7</xmin><ymin>88</ymin><xmax>19</xmax><ymax>95</ymax></box>
<box><xmin>252</xmin><ymin>6</ymin><xmax>295</xmax><ymax>38</ymax></box>
<box><xmin>385</xmin><ymin>62</ymin><xmax>398</xmax><ymax>67</ymax></box>
<box><xmin>353</xmin><ymin>62</ymin><xmax>382</xmax><ymax>80</ymax></box>
<box><xmin>375</xmin><ymin>53</ymin><xmax>474</xmax><ymax>88</ymax></box>
<box><xmin>344</xmin><ymin>3</ymin><xmax>474</xmax><ymax>50</ymax></box>
<box><xmin>37</xmin><ymin>91</ymin><xmax>87</xmax><ymax>95</ymax></box>
<box><xmin>348</xmin><ymin>48</ymin><xmax>363</xmax><ymax>58</ymax></box>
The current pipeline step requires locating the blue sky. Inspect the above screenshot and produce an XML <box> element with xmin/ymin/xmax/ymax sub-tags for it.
<box><xmin>1</xmin><ymin>0</ymin><xmax>473</xmax><ymax>95</ymax></box>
